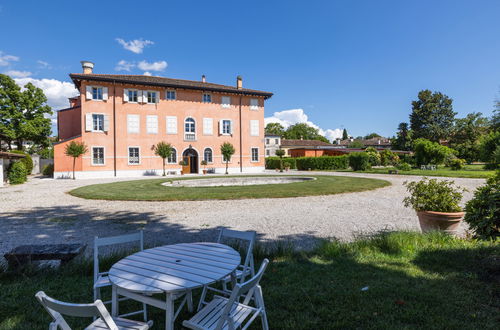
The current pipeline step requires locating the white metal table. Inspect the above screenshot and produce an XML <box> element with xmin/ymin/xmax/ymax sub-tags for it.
<box><xmin>108</xmin><ymin>242</ymin><xmax>241</xmax><ymax>330</ymax></box>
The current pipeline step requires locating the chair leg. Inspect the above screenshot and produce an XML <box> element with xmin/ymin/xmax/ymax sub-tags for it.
<box><xmin>260</xmin><ymin>309</ymin><xmax>269</xmax><ymax>330</ymax></box>
<box><xmin>143</xmin><ymin>303</ymin><xmax>148</xmax><ymax>321</ymax></box>
<box><xmin>94</xmin><ymin>286</ymin><xmax>100</xmax><ymax>301</ymax></box>
<box><xmin>187</xmin><ymin>290</ymin><xmax>193</xmax><ymax>312</ymax></box>
<box><xmin>197</xmin><ymin>285</ymin><xmax>208</xmax><ymax>312</ymax></box>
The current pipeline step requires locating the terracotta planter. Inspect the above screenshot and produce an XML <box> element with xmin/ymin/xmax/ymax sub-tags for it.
<box><xmin>202</xmin><ymin>169</ymin><xmax>207</xmax><ymax>175</ymax></box>
<box><xmin>416</xmin><ymin>211</ymin><xmax>464</xmax><ymax>234</ymax></box>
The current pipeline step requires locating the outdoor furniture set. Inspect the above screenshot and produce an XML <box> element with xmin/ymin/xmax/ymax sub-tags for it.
<box><xmin>35</xmin><ymin>229</ymin><xmax>270</xmax><ymax>330</ymax></box>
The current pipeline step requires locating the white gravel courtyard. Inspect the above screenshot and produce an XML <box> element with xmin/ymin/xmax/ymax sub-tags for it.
<box><xmin>0</xmin><ymin>172</ymin><xmax>485</xmax><ymax>258</ymax></box>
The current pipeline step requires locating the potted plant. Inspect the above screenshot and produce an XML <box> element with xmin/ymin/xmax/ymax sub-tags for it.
<box><xmin>201</xmin><ymin>160</ymin><xmax>208</xmax><ymax>175</ymax></box>
<box><xmin>403</xmin><ymin>178</ymin><xmax>466</xmax><ymax>234</ymax></box>
<box><xmin>283</xmin><ymin>161</ymin><xmax>291</xmax><ymax>172</ymax></box>
<box><xmin>179</xmin><ymin>160</ymin><xmax>187</xmax><ymax>175</ymax></box>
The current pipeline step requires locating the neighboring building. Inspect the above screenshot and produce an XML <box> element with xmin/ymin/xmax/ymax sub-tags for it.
<box><xmin>280</xmin><ymin>139</ymin><xmax>334</xmax><ymax>157</ymax></box>
<box><xmin>334</xmin><ymin>137</ymin><xmax>392</xmax><ymax>149</ymax></box>
<box><xmin>54</xmin><ymin>61</ymin><xmax>273</xmax><ymax>179</ymax></box>
<box><xmin>264</xmin><ymin>134</ymin><xmax>281</xmax><ymax>157</ymax></box>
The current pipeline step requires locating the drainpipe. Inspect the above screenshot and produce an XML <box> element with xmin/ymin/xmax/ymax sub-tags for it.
<box><xmin>113</xmin><ymin>80</ymin><xmax>117</xmax><ymax>177</ymax></box>
<box><xmin>239</xmin><ymin>95</ymin><xmax>243</xmax><ymax>173</ymax></box>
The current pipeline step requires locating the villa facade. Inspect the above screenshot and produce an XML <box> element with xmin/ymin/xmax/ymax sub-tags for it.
<box><xmin>54</xmin><ymin>61</ymin><xmax>273</xmax><ymax>179</ymax></box>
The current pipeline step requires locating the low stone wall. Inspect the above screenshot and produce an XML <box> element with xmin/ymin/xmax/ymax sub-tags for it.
<box><xmin>163</xmin><ymin>176</ymin><xmax>316</xmax><ymax>188</ymax></box>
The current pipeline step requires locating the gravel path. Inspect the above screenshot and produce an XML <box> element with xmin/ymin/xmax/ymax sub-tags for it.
<box><xmin>0</xmin><ymin>172</ymin><xmax>486</xmax><ymax>258</ymax></box>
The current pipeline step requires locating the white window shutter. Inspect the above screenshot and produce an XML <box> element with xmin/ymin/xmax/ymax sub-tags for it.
<box><xmin>102</xmin><ymin>87</ymin><xmax>108</xmax><ymax>100</ymax></box>
<box><xmin>123</xmin><ymin>89</ymin><xmax>129</xmax><ymax>102</ymax></box>
<box><xmin>155</xmin><ymin>91</ymin><xmax>160</xmax><ymax>103</ymax></box>
<box><xmin>86</xmin><ymin>86</ymin><xmax>92</xmax><ymax>100</ymax></box>
<box><xmin>218</xmin><ymin>120</ymin><xmax>222</xmax><ymax>135</ymax></box>
<box><xmin>138</xmin><ymin>90</ymin><xmax>144</xmax><ymax>103</ymax></box>
<box><xmin>103</xmin><ymin>115</ymin><xmax>110</xmax><ymax>132</ymax></box>
<box><xmin>85</xmin><ymin>114</ymin><xmax>92</xmax><ymax>131</ymax></box>
<box><xmin>230</xmin><ymin>120</ymin><xmax>234</xmax><ymax>135</ymax></box>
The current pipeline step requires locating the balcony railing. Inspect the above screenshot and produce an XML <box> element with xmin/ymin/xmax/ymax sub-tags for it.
<box><xmin>184</xmin><ymin>132</ymin><xmax>196</xmax><ymax>141</ymax></box>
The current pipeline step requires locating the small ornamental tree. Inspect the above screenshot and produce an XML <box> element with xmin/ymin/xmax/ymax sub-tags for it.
<box><xmin>154</xmin><ymin>141</ymin><xmax>173</xmax><ymax>176</ymax></box>
<box><xmin>65</xmin><ymin>141</ymin><xmax>88</xmax><ymax>180</ymax></box>
<box><xmin>275</xmin><ymin>148</ymin><xmax>286</xmax><ymax>172</ymax></box>
<box><xmin>220</xmin><ymin>142</ymin><xmax>235</xmax><ymax>174</ymax></box>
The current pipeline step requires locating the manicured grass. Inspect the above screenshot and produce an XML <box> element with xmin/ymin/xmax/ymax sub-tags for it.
<box><xmin>68</xmin><ymin>175</ymin><xmax>390</xmax><ymax>201</ymax></box>
<box><xmin>0</xmin><ymin>232</ymin><xmax>498</xmax><ymax>329</ymax></box>
<box><xmin>336</xmin><ymin>164</ymin><xmax>495</xmax><ymax>179</ymax></box>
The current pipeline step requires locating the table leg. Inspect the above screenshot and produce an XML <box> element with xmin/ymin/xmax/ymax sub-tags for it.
<box><xmin>111</xmin><ymin>285</ymin><xmax>118</xmax><ymax>317</ymax></box>
<box><xmin>231</xmin><ymin>270</ymin><xmax>237</xmax><ymax>288</ymax></box>
<box><xmin>166</xmin><ymin>293</ymin><xmax>174</xmax><ymax>330</ymax></box>
<box><xmin>187</xmin><ymin>290</ymin><xmax>193</xmax><ymax>312</ymax></box>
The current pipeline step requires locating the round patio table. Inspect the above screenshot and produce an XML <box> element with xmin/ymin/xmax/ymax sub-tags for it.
<box><xmin>108</xmin><ymin>242</ymin><xmax>241</xmax><ymax>330</ymax></box>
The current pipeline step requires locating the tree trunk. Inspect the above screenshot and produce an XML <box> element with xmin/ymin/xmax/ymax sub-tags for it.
<box><xmin>162</xmin><ymin>158</ymin><xmax>166</xmax><ymax>176</ymax></box>
<box><xmin>72</xmin><ymin>157</ymin><xmax>76</xmax><ymax>180</ymax></box>
<box><xmin>225</xmin><ymin>160</ymin><xmax>229</xmax><ymax>175</ymax></box>
<box><xmin>280</xmin><ymin>157</ymin><xmax>284</xmax><ymax>173</ymax></box>
<box><xmin>16</xmin><ymin>140</ymin><xmax>23</xmax><ymax>151</ymax></box>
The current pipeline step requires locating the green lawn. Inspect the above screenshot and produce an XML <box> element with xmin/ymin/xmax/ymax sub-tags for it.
<box><xmin>336</xmin><ymin>164</ymin><xmax>495</xmax><ymax>179</ymax></box>
<box><xmin>0</xmin><ymin>232</ymin><xmax>498</xmax><ymax>329</ymax></box>
<box><xmin>68</xmin><ymin>175</ymin><xmax>390</xmax><ymax>201</ymax></box>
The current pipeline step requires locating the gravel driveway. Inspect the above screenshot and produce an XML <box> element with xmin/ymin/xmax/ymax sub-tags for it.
<box><xmin>0</xmin><ymin>172</ymin><xmax>486</xmax><ymax>258</ymax></box>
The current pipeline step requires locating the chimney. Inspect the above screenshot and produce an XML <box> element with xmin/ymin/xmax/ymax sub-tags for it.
<box><xmin>81</xmin><ymin>61</ymin><xmax>94</xmax><ymax>74</ymax></box>
<box><xmin>236</xmin><ymin>75</ymin><xmax>243</xmax><ymax>89</ymax></box>
<box><xmin>202</xmin><ymin>75</ymin><xmax>206</xmax><ymax>83</ymax></box>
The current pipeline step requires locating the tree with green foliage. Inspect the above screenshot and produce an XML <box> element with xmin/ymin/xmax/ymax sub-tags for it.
<box><xmin>10</xmin><ymin>150</ymin><xmax>33</xmax><ymax>174</ymax></box>
<box><xmin>7</xmin><ymin>161</ymin><xmax>27</xmax><ymax>184</ymax></box>
<box><xmin>154</xmin><ymin>141</ymin><xmax>173</xmax><ymax>176</ymax></box>
<box><xmin>284</xmin><ymin>123</ymin><xmax>329</xmax><ymax>143</ymax></box>
<box><xmin>410</xmin><ymin>90</ymin><xmax>456</xmax><ymax>142</ymax></box>
<box><xmin>348</xmin><ymin>140</ymin><xmax>364</xmax><ymax>148</ymax></box>
<box><xmin>491</xmin><ymin>100</ymin><xmax>500</xmax><ymax>132</ymax></box>
<box><xmin>413</xmin><ymin>138</ymin><xmax>456</xmax><ymax>166</ymax></box>
<box><xmin>220</xmin><ymin>142</ymin><xmax>235</xmax><ymax>174</ymax></box>
<box><xmin>65</xmin><ymin>141</ymin><xmax>88</xmax><ymax>180</ymax></box>
<box><xmin>0</xmin><ymin>74</ymin><xmax>23</xmax><ymax>150</ymax></box>
<box><xmin>342</xmin><ymin>128</ymin><xmax>348</xmax><ymax>140</ymax></box>
<box><xmin>364</xmin><ymin>133</ymin><xmax>382</xmax><ymax>139</ymax></box>
<box><xmin>265</xmin><ymin>122</ymin><xmax>285</xmax><ymax>136</ymax></box>
<box><xmin>392</xmin><ymin>122</ymin><xmax>412</xmax><ymax>151</ymax></box>
<box><xmin>275</xmin><ymin>148</ymin><xmax>286</xmax><ymax>172</ymax></box>
<box><xmin>479</xmin><ymin>131</ymin><xmax>500</xmax><ymax>169</ymax></box>
<box><xmin>449</xmin><ymin>112</ymin><xmax>490</xmax><ymax>163</ymax></box>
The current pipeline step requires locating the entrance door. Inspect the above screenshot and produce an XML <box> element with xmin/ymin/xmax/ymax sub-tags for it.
<box><xmin>182</xmin><ymin>148</ymin><xmax>198</xmax><ymax>174</ymax></box>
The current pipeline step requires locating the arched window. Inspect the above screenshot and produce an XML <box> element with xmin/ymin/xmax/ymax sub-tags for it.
<box><xmin>204</xmin><ymin>148</ymin><xmax>213</xmax><ymax>163</ymax></box>
<box><xmin>185</xmin><ymin>117</ymin><xmax>195</xmax><ymax>133</ymax></box>
<box><xmin>167</xmin><ymin>148</ymin><xmax>177</xmax><ymax>164</ymax></box>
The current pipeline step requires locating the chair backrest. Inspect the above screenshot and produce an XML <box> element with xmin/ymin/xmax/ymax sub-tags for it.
<box><xmin>35</xmin><ymin>291</ymin><xmax>118</xmax><ymax>330</ymax></box>
<box><xmin>217</xmin><ymin>229</ymin><xmax>256</xmax><ymax>280</ymax></box>
<box><xmin>94</xmin><ymin>231</ymin><xmax>144</xmax><ymax>283</ymax></box>
<box><xmin>215</xmin><ymin>259</ymin><xmax>269</xmax><ymax>330</ymax></box>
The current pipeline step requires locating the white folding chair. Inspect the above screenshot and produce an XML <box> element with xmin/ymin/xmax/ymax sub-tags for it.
<box><xmin>35</xmin><ymin>291</ymin><xmax>153</xmax><ymax>330</ymax></box>
<box><xmin>197</xmin><ymin>229</ymin><xmax>256</xmax><ymax>311</ymax></box>
<box><xmin>183</xmin><ymin>259</ymin><xmax>270</xmax><ymax>330</ymax></box>
<box><xmin>94</xmin><ymin>231</ymin><xmax>147</xmax><ymax>320</ymax></box>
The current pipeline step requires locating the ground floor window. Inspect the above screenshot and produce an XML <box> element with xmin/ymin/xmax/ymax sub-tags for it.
<box><xmin>204</xmin><ymin>148</ymin><xmax>213</xmax><ymax>163</ymax></box>
<box><xmin>266</xmin><ymin>149</ymin><xmax>270</xmax><ymax>156</ymax></box>
<box><xmin>251</xmin><ymin>148</ymin><xmax>259</xmax><ymax>162</ymax></box>
<box><xmin>167</xmin><ymin>148</ymin><xmax>177</xmax><ymax>164</ymax></box>
<box><xmin>92</xmin><ymin>147</ymin><xmax>104</xmax><ymax>165</ymax></box>
<box><xmin>128</xmin><ymin>147</ymin><xmax>140</xmax><ymax>165</ymax></box>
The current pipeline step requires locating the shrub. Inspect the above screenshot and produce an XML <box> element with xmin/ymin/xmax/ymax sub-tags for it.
<box><xmin>10</xmin><ymin>150</ymin><xmax>33</xmax><ymax>174</ymax></box>
<box><xmin>283</xmin><ymin>161</ymin><xmax>291</xmax><ymax>168</ymax></box>
<box><xmin>413</xmin><ymin>138</ymin><xmax>456</xmax><ymax>166</ymax></box>
<box><xmin>266</xmin><ymin>157</ymin><xmax>296</xmax><ymax>169</ymax></box>
<box><xmin>397</xmin><ymin>162</ymin><xmax>412</xmax><ymax>171</ymax></box>
<box><xmin>403</xmin><ymin>178</ymin><xmax>464</xmax><ymax>212</ymax></box>
<box><xmin>42</xmin><ymin>163</ymin><xmax>54</xmax><ymax>177</ymax></box>
<box><xmin>348</xmin><ymin>152</ymin><xmax>370</xmax><ymax>171</ymax></box>
<box><xmin>366</xmin><ymin>151</ymin><xmax>381</xmax><ymax>166</ymax></box>
<box><xmin>479</xmin><ymin>131</ymin><xmax>500</xmax><ymax>167</ymax></box>
<box><xmin>448</xmin><ymin>158</ymin><xmax>466</xmax><ymax>171</ymax></box>
<box><xmin>295</xmin><ymin>156</ymin><xmax>349</xmax><ymax>170</ymax></box>
<box><xmin>464</xmin><ymin>171</ymin><xmax>499</xmax><ymax>239</ymax></box>
<box><xmin>7</xmin><ymin>161</ymin><xmax>27</xmax><ymax>184</ymax></box>
<box><xmin>400</xmin><ymin>154</ymin><xmax>416</xmax><ymax>165</ymax></box>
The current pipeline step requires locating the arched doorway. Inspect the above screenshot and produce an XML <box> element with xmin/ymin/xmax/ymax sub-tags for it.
<box><xmin>182</xmin><ymin>147</ymin><xmax>198</xmax><ymax>174</ymax></box>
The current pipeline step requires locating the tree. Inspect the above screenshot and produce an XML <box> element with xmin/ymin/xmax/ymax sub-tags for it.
<box><xmin>265</xmin><ymin>122</ymin><xmax>285</xmax><ymax>136</ymax></box>
<box><xmin>410</xmin><ymin>90</ymin><xmax>456</xmax><ymax>142</ymax></box>
<box><xmin>479</xmin><ymin>131</ymin><xmax>500</xmax><ymax>169</ymax></box>
<box><xmin>392</xmin><ymin>122</ymin><xmax>412</xmax><ymax>151</ymax></box>
<box><xmin>284</xmin><ymin>123</ymin><xmax>329</xmax><ymax>143</ymax></box>
<box><xmin>348</xmin><ymin>140</ymin><xmax>364</xmax><ymax>148</ymax></box>
<box><xmin>364</xmin><ymin>133</ymin><xmax>382</xmax><ymax>139</ymax></box>
<box><xmin>342</xmin><ymin>128</ymin><xmax>348</xmax><ymax>140</ymax></box>
<box><xmin>220</xmin><ymin>142</ymin><xmax>235</xmax><ymax>174</ymax></box>
<box><xmin>154</xmin><ymin>141</ymin><xmax>173</xmax><ymax>176</ymax></box>
<box><xmin>275</xmin><ymin>148</ymin><xmax>286</xmax><ymax>172</ymax></box>
<box><xmin>0</xmin><ymin>74</ymin><xmax>22</xmax><ymax>150</ymax></box>
<box><xmin>413</xmin><ymin>138</ymin><xmax>456</xmax><ymax>166</ymax></box>
<box><xmin>64</xmin><ymin>141</ymin><xmax>88</xmax><ymax>180</ymax></box>
<box><xmin>491</xmin><ymin>100</ymin><xmax>500</xmax><ymax>132</ymax></box>
<box><xmin>449</xmin><ymin>112</ymin><xmax>490</xmax><ymax>163</ymax></box>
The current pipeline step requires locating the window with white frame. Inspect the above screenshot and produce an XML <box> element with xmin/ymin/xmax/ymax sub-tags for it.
<box><xmin>222</xmin><ymin>119</ymin><xmax>231</xmax><ymax>135</ymax></box>
<box><xmin>128</xmin><ymin>147</ymin><xmax>140</xmax><ymax>165</ymax></box>
<box><xmin>202</xmin><ymin>93</ymin><xmax>212</xmax><ymax>103</ymax></box>
<box><xmin>184</xmin><ymin>117</ymin><xmax>196</xmax><ymax>141</ymax></box>
<box><xmin>147</xmin><ymin>91</ymin><xmax>158</xmax><ymax>104</ymax></box>
<box><xmin>92</xmin><ymin>87</ymin><xmax>103</xmax><ymax>100</ymax></box>
<box><xmin>266</xmin><ymin>138</ymin><xmax>270</xmax><ymax>144</ymax></box>
<box><xmin>250</xmin><ymin>98</ymin><xmax>259</xmax><ymax>110</ymax></box>
<box><xmin>251</xmin><ymin>147</ymin><xmax>259</xmax><ymax>162</ymax></box>
<box><xmin>266</xmin><ymin>149</ymin><xmax>270</xmax><ymax>156</ymax></box>
<box><xmin>167</xmin><ymin>148</ymin><xmax>177</xmax><ymax>164</ymax></box>
<box><xmin>92</xmin><ymin>147</ymin><xmax>104</xmax><ymax>165</ymax></box>
<box><xmin>146</xmin><ymin>115</ymin><xmax>158</xmax><ymax>134</ymax></box>
<box><xmin>92</xmin><ymin>114</ymin><xmax>104</xmax><ymax>131</ymax></box>
<box><xmin>250</xmin><ymin>120</ymin><xmax>259</xmax><ymax>136</ymax></box>
<box><xmin>204</xmin><ymin>148</ymin><xmax>213</xmax><ymax>163</ymax></box>
<box><xmin>203</xmin><ymin>118</ymin><xmax>213</xmax><ymax>135</ymax></box>
<box><xmin>127</xmin><ymin>114</ymin><xmax>140</xmax><ymax>133</ymax></box>
<box><xmin>128</xmin><ymin>89</ymin><xmax>138</xmax><ymax>103</ymax></box>
<box><xmin>166</xmin><ymin>90</ymin><xmax>176</xmax><ymax>100</ymax></box>
<box><xmin>275</xmin><ymin>138</ymin><xmax>279</xmax><ymax>144</ymax></box>
<box><xmin>166</xmin><ymin>116</ymin><xmax>177</xmax><ymax>134</ymax></box>
<box><xmin>221</xmin><ymin>96</ymin><xmax>231</xmax><ymax>108</ymax></box>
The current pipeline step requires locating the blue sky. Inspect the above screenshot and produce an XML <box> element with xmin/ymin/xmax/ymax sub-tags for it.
<box><xmin>1</xmin><ymin>0</ymin><xmax>499</xmax><ymax>139</ymax></box>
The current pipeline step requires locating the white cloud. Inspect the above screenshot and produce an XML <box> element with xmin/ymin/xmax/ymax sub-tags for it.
<box><xmin>116</xmin><ymin>38</ymin><xmax>154</xmax><ymax>54</ymax></box>
<box><xmin>14</xmin><ymin>77</ymin><xmax>78</xmax><ymax>110</ymax></box>
<box><xmin>115</xmin><ymin>60</ymin><xmax>135</xmax><ymax>71</ymax></box>
<box><xmin>265</xmin><ymin>108</ymin><xmax>343</xmax><ymax>142</ymax></box>
<box><xmin>138</xmin><ymin>60</ymin><xmax>167</xmax><ymax>71</ymax></box>
<box><xmin>4</xmin><ymin>70</ymin><xmax>32</xmax><ymax>78</ymax></box>
<box><xmin>37</xmin><ymin>60</ymin><xmax>51</xmax><ymax>69</ymax></box>
<box><xmin>0</xmin><ymin>51</ymin><xmax>19</xmax><ymax>66</ymax></box>
<box><xmin>143</xmin><ymin>71</ymin><xmax>152</xmax><ymax>76</ymax></box>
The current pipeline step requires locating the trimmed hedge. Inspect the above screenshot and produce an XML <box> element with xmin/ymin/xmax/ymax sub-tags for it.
<box><xmin>295</xmin><ymin>156</ymin><xmax>349</xmax><ymax>170</ymax></box>
<box><xmin>42</xmin><ymin>163</ymin><xmax>54</xmax><ymax>177</ymax></box>
<box><xmin>10</xmin><ymin>150</ymin><xmax>33</xmax><ymax>174</ymax></box>
<box><xmin>8</xmin><ymin>161</ymin><xmax>27</xmax><ymax>184</ymax></box>
<box><xmin>348</xmin><ymin>152</ymin><xmax>370</xmax><ymax>171</ymax></box>
<box><xmin>265</xmin><ymin>157</ymin><xmax>297</xmax><ymax>169</ymax></box>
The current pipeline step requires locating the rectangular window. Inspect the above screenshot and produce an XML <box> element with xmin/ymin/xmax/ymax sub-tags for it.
<box><xmin>250</xmin><ymin>120</ymin><xmax>259</xmax><ymax>136</ymax></box>
<box><xmin>275</xmin><ymin>138</ymin><xmax>279</xmax><ymax>144</ymax></box>
<box><xmin>221</xmin><ymin>96</ymin><xmax>231</xmax><ymax>108</ymax></box>
<box><xmin>250</xmin><ymin>98</ymin><xmax>259</xmax><ymax>110</ymax></box>
<box><xmin>92</xmin><ymin>114</ymin><xmax>104</xmax><ymax>131</ymax></box>
<box><xmin>166</xmin><ymin>116</ymin><xmax>177</xmax><ymax>134</ymax></box>
<box><xmin>92</xmin><ymin>87</ymin><xmax>103</xmax><ymax>100</ymax></box>
<box><xmin>147</xmin><ymin>91</ymin><xmax>157</xmax><ymax>104</ymax></box>
<box><xmin>266</xmin><ymin>149</ymin><xmax>270</xmax><ymax>156</ymax></box>
<box><xmin>166</xmin><ymin>90</ymin><xmax>176</xmax><ymax>100</ymax></box>
<box><xmin>251</xmin><ymin>148</ymin><xmax>259</xmax><ymax>162</ymax></box>
<box><xmin>92</xmin><ymin>147</ymin><xmax>104</xmax><ymax>165</ymax></box>
<box><xmin>146</xmin><ymin>115</ymin><xmax>158</xmax><ymax>134</ymax></box>
<box><xmin>266</xmin><ymin>138</ymin><xmax>270</xmax><ymax>144</ymax></box>
<box><xmin>203</xmin><ymin>93</ymin><xmax>212</xmax><ymax>103</ymax></box>
<box><xmin>128</xmin><ymin>90</ymin><xmax>138</xmax><ymax>103</ymax></box>
<box><xmin>127</xmin><ymin>114</ymin><xmax>140</xmax><ymax>133</ymax></box>
<box><xmin>128</xmin><ymin>147</ymin><xmax>140</xmax><ymax>165</ymax></box>
<box><xmin>167</xmin><ymin>149</ymin><xmax>177</xmax><ymax>164</ymax></box>
<box><xmin>222</xmin><ymin>119</ymin><xmax>231</xmax><ymax>135</ymax></box>
<box><xmin>203</xmin><ymin>118</ymin><xmax>213</xmax><ymax>135</ymax></box>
